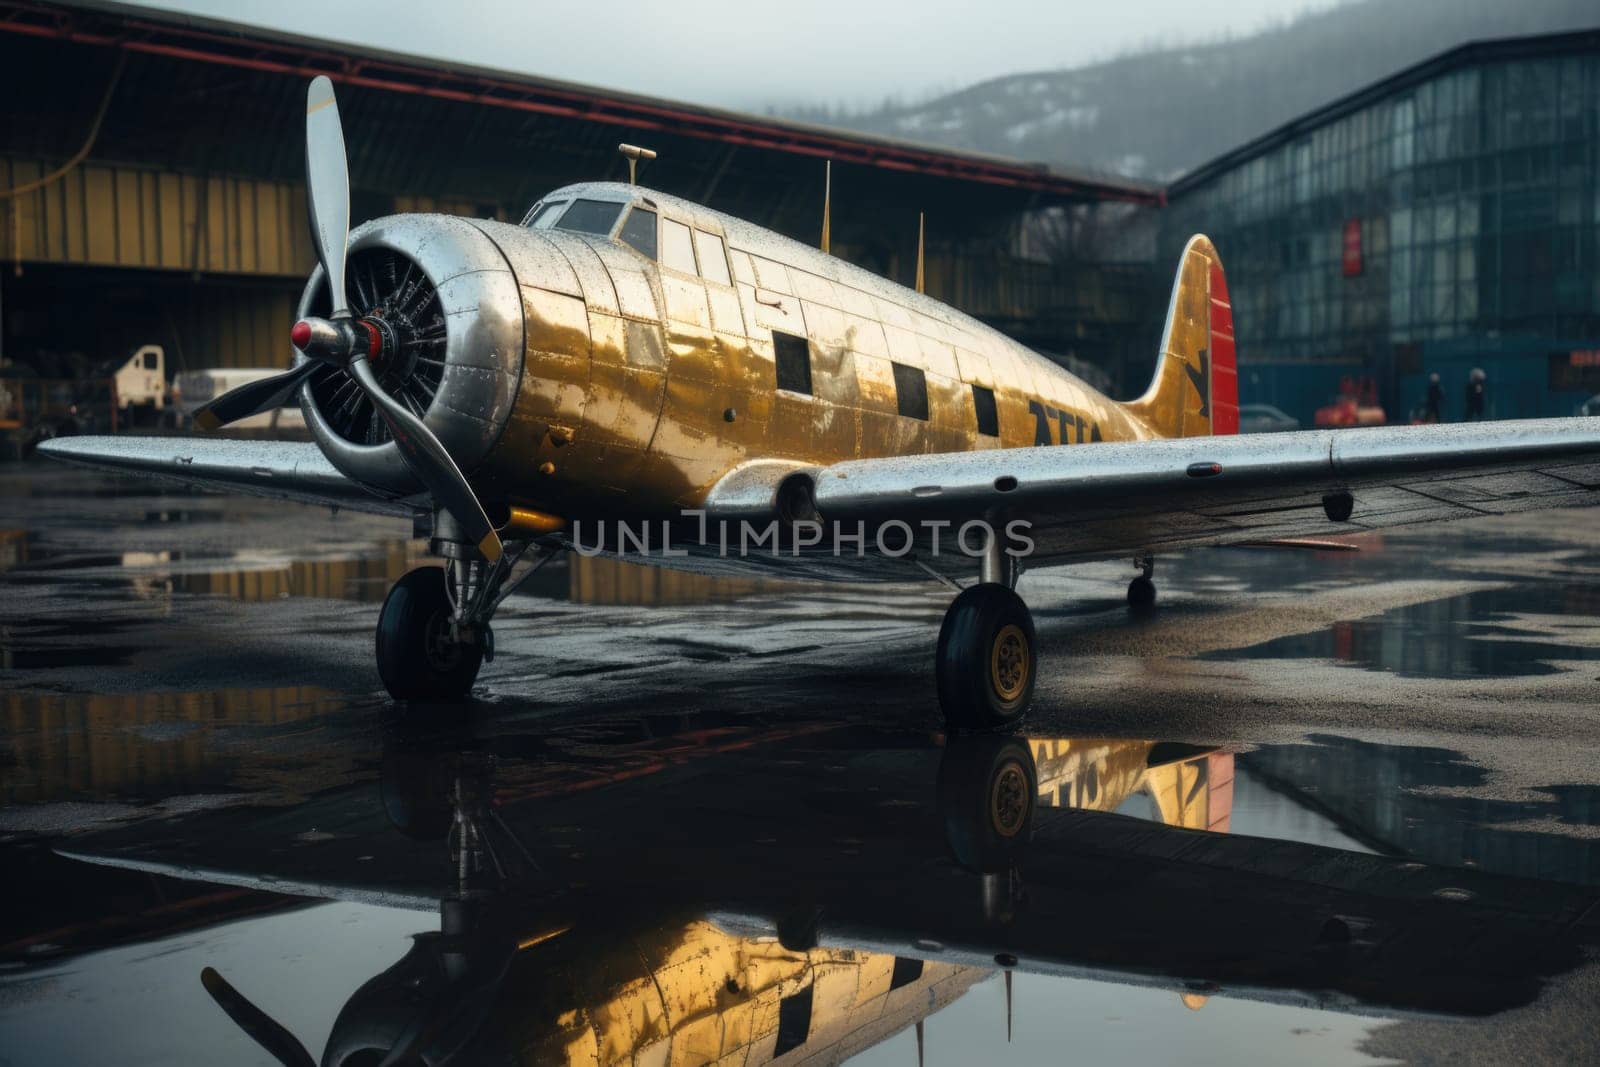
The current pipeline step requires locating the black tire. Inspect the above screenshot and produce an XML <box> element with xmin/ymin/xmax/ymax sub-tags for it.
<box><xmin>937</xmin><ymin>734</ymin><xmax>1038</xmax><ymax>873</ymax></box>
<box><xmin>937</xmin><ymin>583</ymin><xmax>1036</xmax><ymax>729</ymax></box>
<box><xmin>1127</xmin><ymin>575</ymin><xmax>1156</xmax><ymax>609</ymax></box>
<box><xmin>376</xmin><ymin>567</ymin><xmax>483</xmax><ymax>701</ymax></box>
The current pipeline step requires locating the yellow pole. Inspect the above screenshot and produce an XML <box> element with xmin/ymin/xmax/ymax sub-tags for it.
<box><xmin>820</xmin><ymin>161</ymin><xmax>831</xmax><ymax>254</ymax></box>
<box><xmin>915</xmin><ymin>212</ymin><xmax>925</xmax><ymax>294</ymax></box>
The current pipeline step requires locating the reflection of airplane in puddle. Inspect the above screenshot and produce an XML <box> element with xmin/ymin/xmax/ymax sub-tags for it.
<box><xmin>37</xmin><ymin>76</ymin><xmax>1600</xmax><ymax>726</ymax></box>
<box><xmin>58</xmin><ymin>723</ymin><xmax>1600</xmax><ymax>1065</ymax></box>
<box><xmin>154</xmin><ymin>735</ymin><xmax>1233</xmax><ymax>1066</ymax></box>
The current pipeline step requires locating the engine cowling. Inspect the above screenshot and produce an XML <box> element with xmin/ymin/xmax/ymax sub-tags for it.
<box><xmin>296</xmin><ymin>214</ymin><xmax>527</xmax><ymax>498</ymax></box>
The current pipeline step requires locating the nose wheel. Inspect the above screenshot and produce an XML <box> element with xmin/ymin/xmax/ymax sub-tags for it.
<box><xmin>936</xmin><ymin>584</ymin><xmax>1036</xmax><ymax>729</ymax></box>
<box><xmin>377</xmin><ymin>566</ymin><xmax>484</xmax><ymax>700</ymax></box>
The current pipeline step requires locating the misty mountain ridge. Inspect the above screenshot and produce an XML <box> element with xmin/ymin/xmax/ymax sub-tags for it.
<box><xmin>782</xmin><ymin>0</ymin><xmax>1598</xmax><ymax>180</ymax></box>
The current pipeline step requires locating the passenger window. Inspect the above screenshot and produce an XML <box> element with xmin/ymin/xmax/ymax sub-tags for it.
<box><xmin>527</xmin><ymin>201</ymin><xmax>567</xmax><ymax>229</ymax></box>
<box><xmin>772</xmin><ymin>331</ymin><xmax>812</xmax><ymax>395</ymax></box>
<box><xmin>619</xmin><ymin>207</ymin><xmax>657</xmax><ymax>259</ymax></box>
<box><xmin>555</xmin><ymin>199</ymin><xmax>625</xmax><ymax>235</ymax></box>
<box><xmin>892</xmin><ymin>362</ymin><xmax>929</xmax><ymax>420</ymax></box>
<box><xmin>693</xmin><ymin>230</ymin><xmax>731</xmax><ymax>285</ymax></box>
<box><xmin>971</xmin><ymin>384</ymin><xmax>999</xmax><ymax>436</ymax></box>
<box><xmin>661</xmin><ymin>218</ymin><xmax>697</xmax><ymax>275</ymax></box>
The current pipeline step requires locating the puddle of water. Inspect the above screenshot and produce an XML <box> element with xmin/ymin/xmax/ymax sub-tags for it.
<box><xmin>1243</xmin><ymin>734</ymin><xmax>1600</xmax><ymax>886</ymax></box>
<box><xmin>1</xmin><ymin>685</ymin><xmax>347</xmax><ymax>807</ymax></box>
<box><xmin>7</xmin><ymin>538</ymin><xmax>800</xmax><ymax>608</ymax></box>
<box><xmin>1205</xmin><ymin>585</ymin><xmax>1600</xmax><ymax>679</ymax></box>
<box><xmin>7</xmin><ymin>719</ymin><xmax>1600</xmax><ymax>1065</ymax></box>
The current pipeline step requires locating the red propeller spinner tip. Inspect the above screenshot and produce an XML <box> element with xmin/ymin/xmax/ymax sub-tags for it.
<box><xmin>290</xmin><ymin>320</ymin><xmax>312</xmax><ymax>349</ymax></box>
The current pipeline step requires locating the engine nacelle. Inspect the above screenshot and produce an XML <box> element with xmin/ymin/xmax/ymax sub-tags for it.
<box><xmin>297</xmin><ymin>214</ymin><xmax>587</xmax><ymax>501</ymax></box>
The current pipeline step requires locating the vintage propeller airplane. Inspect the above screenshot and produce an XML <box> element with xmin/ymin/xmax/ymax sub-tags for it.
<box><xmin>40</xmin><ymin>76</ymin><xmax>1600</xmax><ymax>726</ymax></box>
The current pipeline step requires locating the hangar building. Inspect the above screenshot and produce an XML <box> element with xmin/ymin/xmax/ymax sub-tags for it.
<box><xmin>1163</xmin><ymin>30</ymin><xmax>1600</xmax><ymax>424</ymax></box>
<box><xmin>0</xmin><ymin>0</ymin><xmax>1159</xmax><ymax>407</ymax></box>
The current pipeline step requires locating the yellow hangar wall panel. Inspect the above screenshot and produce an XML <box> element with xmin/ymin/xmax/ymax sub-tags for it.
<box><xmin>1</xmin><ymin>157</ymin><xmax>314</xmax><ymax>276</ymax></box>
<box><xmin>169</xmin><ymin>287</ymin><xmax>303</xmax><ymax>370</ymax></box>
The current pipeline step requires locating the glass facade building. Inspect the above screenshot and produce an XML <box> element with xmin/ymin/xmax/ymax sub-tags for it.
<box><xmin>1162</xmin><ymin>31</ymin><xmax>1600</xmax><ymax>423</ymax></box>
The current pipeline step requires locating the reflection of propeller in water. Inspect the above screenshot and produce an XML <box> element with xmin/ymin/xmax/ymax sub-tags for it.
<box><xmin>200</xmin><ymin>966</ymin><xmax>316</xmax><ymax>1067</ymax></box>
<box><xmin>192</xmin><ymin>76</ymin><xmax>503</xmax><ymax>564</ymax></box>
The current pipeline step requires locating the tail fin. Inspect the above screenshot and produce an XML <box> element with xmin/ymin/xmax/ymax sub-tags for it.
<box><xmin>1123</xmin><ymin>235</ymin><xmax>1238</xmax><ymax>438</ymax></box>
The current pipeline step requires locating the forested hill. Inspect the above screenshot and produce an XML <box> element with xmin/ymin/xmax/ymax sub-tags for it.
<box><xmin>782</xmin><ymin>0</ymin><xmax>1597</xmax><ymax>180</ymax></box>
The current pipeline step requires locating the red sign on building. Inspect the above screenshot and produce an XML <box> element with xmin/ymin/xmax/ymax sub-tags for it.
<box><xmin>1342</xmin><ymin>219</ymin><xmax>1363</xmax><ymax>277</ymax></box>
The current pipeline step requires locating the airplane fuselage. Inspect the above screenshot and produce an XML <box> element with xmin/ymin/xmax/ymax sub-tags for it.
<box><xmin>298</xmin><ymin>182</ymin><xmax>1183</xmax><ymax>526</ymax></box>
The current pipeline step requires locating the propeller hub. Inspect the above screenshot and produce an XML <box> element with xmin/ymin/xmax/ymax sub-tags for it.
<box><xmin>291</xmin><ymin>315</ymin><xmax>385</xmax><ymax>367</ymax></box>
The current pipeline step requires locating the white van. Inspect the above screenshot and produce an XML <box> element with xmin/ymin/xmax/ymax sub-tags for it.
<box><xmin>172</xmin><ymin>367</ymin><xmax>306</xmax><ymax>430</ymax></box>
<box><xmin>113</xmin><ymin>344</ymin><xmax>167</xmax><ymax>410</ymax></box>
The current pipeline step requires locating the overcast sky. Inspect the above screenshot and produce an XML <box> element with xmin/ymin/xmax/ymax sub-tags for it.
<box><xmin>133</xmin><ymin>0</ymin><xmax>1340</xmax><ymax>111</ymax></box>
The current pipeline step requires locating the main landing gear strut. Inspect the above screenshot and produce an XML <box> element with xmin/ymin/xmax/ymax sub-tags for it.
<box><xmin>936</xmin><ymin>537</ymin><xmax>1035</xmax><ymax>730</ymax></box>
<box><xmin>376</xmin><ymin>511</ymin><xmax>554</xmax><ymax>701</ymax></box>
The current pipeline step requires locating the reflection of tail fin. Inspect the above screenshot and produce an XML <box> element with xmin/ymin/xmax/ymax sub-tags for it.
<box><xmin>1122</xmin><ymin>235</ymin><xmax>1238</xmax><ymax>439</ymax></box>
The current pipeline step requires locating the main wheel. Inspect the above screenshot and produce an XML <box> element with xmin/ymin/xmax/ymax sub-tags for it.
<box><xmin>937</xmin><ymin>583</ymin><xmax>1036</xmax><ymax>729</ymax></box>
<box><xmin>376</xmin><ymin>567</ymin><xmax>483</xmax><ymax>701</ymax></box>
<box><xmin>1127</xmin><ymin>574</ymin><xmax>1156</xmax><ymax>609</ymax></box>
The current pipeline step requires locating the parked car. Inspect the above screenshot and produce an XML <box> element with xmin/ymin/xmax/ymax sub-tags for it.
<box><xmin>1578</xmin><ymin>394</ymin><xmax>1600</xmax><ymax>417</ymax></box>
<box><xmin>1237</xmin><ymin>403</ymin><xmax>1300</xmax><ymax>434</ymax></box>
<box><xmin>172</xmin><ymin>368</ymin><xmax>305</xmax><ymax>431</ymax></box>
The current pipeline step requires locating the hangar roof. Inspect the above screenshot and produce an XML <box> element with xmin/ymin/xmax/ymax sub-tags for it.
<box><xmin>0</xmin><ymin>0</ymin><xmax>1161</xmax><ymax>224</ymax></box>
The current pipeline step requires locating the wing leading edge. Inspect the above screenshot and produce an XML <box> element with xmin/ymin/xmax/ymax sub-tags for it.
<box><xmin>35</xmin><ymin>436</ymin><xmax>412</xmax><ymax>517</ymax></box>
<box><xmin>813</xmin><ymin>418</ymin><xmax>1600</xmax><ymax>565</ymax></box>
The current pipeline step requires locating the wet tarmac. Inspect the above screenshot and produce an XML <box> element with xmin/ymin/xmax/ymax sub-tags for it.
<box><xmin>2</xmin><ymin>459</ymin><xmax>1600</xmax><ymax>1065</ymax></box>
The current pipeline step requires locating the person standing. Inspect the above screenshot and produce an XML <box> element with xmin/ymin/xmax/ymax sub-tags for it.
<box><xmin>1425</xmin><ymin>373</ymin><xmax>1443</xmax><ymax>423</ymax></box>
<box><xmin>1465</xmin><ymin>368</ymin><xmax>1487</xmax><ymax>421</ymax></box>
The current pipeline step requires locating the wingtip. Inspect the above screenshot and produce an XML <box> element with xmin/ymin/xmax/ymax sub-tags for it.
<box><xmin>193</xmin><ymin>409</ymin><xmax>222</xmax><ymax>432</ymax></box>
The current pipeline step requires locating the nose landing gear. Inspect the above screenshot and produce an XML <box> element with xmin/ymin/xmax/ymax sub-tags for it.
<box><xmin>376</xmin><ymin>567</ymin><xmax>486</xmax><ymax>700</ymax></box>
<box><xmin>377</xmin><ymin>523</ymin><xmax>558</xmax><ymax>701</ymax></box>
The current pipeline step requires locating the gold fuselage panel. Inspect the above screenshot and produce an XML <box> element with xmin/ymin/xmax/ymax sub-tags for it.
<box><xmin>479</xmin><ymin>183</ymin><xmax>1156</xmax><ymax>519</ymax></box>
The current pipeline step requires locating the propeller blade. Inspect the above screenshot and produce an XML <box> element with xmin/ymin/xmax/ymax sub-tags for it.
<box><xmin>305</xmin><ymin>75</ymin><xmax>352</xmax><ymax>318</ymax></box>
<box><xmin>200</xmin><ymin>967</ymin><xmax>317</xmax><ymax>1067</ymax></box>
<box><xmin>192</xmin><ymin>363</ymin><xmax>319</xmax><ymax>432</ymax></box>
<box><xmin>347</xmin><ymin>356</ymin><xmax>504</xmax><ymax>563</ymax></box>
<box><xmin>299</xmin><ymin>76</ymin><xmax>501</xmax><ymax>564</ymax></box>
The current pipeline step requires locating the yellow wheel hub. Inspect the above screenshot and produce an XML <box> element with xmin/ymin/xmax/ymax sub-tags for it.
<box><xmin>989</xmin><ymin>624</ymin><xmax>1029</xmax><ymax>703</ymax></box>
<box><xmin>989</xmin><ymin>760</ymin><xmax>1029</xmax><ymax>838</ymax></box>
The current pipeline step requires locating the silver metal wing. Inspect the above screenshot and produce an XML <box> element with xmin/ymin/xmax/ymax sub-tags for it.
<box><xmin>813</xmin><ymin>417</ymin><xmax>1600</xmax><ymax>565</ymax></box>
<box><xmin>35</xmin><ymin>436</ymin><xmax>412</xmax><ymax>517</ymax></box>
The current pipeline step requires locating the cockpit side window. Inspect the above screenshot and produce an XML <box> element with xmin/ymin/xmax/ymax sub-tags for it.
<box><xmin>554</xmin><ymin>199</ymin><xmax>625</xmax><ymax>235</ymax></box>
<box><xmin>693</xmin><ymin>230</ymin><xmax>731</xmax><ymax>286</ymax></box>
<box><xmin>618</xmin><ymin>207</ymin><xmax>658</xmax><ymax>260</ymax></box>
<box><xmin>526</xmin><ymin>201</ymin><xmax>567</xmax><ymax>229</ymax></box>
<box><xmin>661</xmin><ymin>218</ymin><xmax>698</xmax><ymax>275</ymax></box>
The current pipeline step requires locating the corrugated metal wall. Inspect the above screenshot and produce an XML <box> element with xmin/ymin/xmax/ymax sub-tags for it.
<box><xmin>166</xmin><ymin>286</ymin><xmax>302</xmax><ymax>370</ymax></box>
<box><xmin>2</xmin><ymin>156</ymin><xmax>314</xmax><ymax>276</ymax></box>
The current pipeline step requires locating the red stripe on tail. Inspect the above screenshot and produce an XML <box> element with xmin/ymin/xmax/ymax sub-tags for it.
<box><xmin>1208</xmin><ymin>260</ymin><xmax>1239</xmax><ymax>436</ymax></box>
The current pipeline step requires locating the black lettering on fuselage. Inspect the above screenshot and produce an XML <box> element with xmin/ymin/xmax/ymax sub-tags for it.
<box><xmin>1029</xmin><ymin>400</ymin><xmax>1052</xmax><ymax>446</ymax></box>
<box><xmin>1027</xmin><ymin>398</ymin><xmax>1102</xmax><ymax>446</ymax></box>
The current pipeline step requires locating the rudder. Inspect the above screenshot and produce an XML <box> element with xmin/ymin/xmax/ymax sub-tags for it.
<box><xmin>1123</xmin><ymin>235</ymin><xmax>1238</xmax><ymax>438</ymax></box>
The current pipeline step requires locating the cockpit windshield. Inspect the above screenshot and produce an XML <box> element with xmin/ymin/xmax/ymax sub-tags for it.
<box><xmin>553</xmin><ymin>199</ymin><xmax>625</xmax><ymax>236</ymax></box>
<box><xmin>525</xmin><ymin>201</ymin><xmax>566</xmax><ymax>229</ymax></box>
